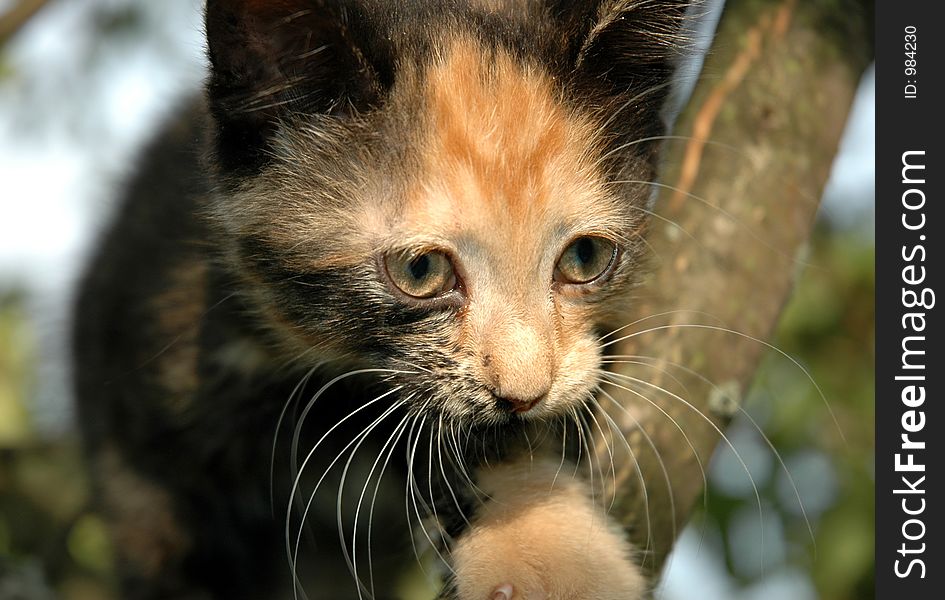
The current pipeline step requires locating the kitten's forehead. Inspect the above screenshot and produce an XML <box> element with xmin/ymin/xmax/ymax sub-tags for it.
<box><xmin>397</xmin><ymin>36</ymin><xmax>622</xmax><ymax>248</ymax></box>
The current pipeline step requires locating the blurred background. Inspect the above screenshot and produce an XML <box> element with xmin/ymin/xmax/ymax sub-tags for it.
<box><xmin>0</xmin><ymin>1</ymin><xmax>873</xmax><ymax>599</ymax></box>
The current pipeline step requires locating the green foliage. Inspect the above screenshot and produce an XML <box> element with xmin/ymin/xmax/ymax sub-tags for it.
<box><xmin>0</xmin><ymin>294</ymin><xmax>114</xmax><ymax>598</ymax></box>
<box><xmin>699</xmin><ymin>221</ymin><xmax>874</xmax><ymax>599</ymax></box>
<box><xmin>0</xmin><ymin>293</ymin><xmax>34</xmax><ymax>445</ymax></box>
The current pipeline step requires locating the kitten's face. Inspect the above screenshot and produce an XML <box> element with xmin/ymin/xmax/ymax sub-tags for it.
<box><xmin>205</xmin><ymin>1</ymin><xmax>685</xmax><ymax>426</ymax></box>
<box><xmin>372</xmin><ymin>39</ymin><xmax>649</xmax><ymax>423</ymax></box>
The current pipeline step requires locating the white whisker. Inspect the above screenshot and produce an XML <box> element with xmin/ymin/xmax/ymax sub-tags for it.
<box><xmin>350</xmin><ymin>401</ymin><xmax>413</xmax><ymax>600</ymax></box>
<box><xmin>365</xmin><ymin>411</ymin><xmax>412</xmax><ymax>598</ymax></box>
<box><xmin>334</xmin><ymin>402</ymin><xmax>406</xmax><ymax>599</ymax></box>
<box><xmin>437</xmin><ymin>415</ymin><xmax>471</xmax><ymax>529</ymax></box>
<box><xmin>582</xmin><ymin>402</ymin><xmax>617</xmax><ymax>509</ymax></box>
<box><xmin>406</xmin><ymin>414</ymin><xmax>456</xmax><ymax>575</ymax></box>
<box><xmin>606</xmin><ymin>179</ymin><xmax>812</xmax><ymax>266</ymax></box>
<box><xmin>600</xmin><ymin>322</ymin><xmax>844</xmax><ymax>441</ymax></box>
<box><xmin>609</xmin><ymin>354</ymin><xmax>816</xmax><ymax>550</ymax></box>
<box><xmin>593</xmin><ymin>389</ymin><xmax>668</xmax><ymax>570</ymax></box>
<box><xmin>287</xmin><ymin>388</ymin><xmax>405</xmax><ymax>600</ymax></box>
<box><xmin>290</xmin><ymin>368</ymin><xmax>417</xmax><ymax>482</ymax></box>
<box><xmin>272</xmin><ymin>365</ymin><xmax>318</xmax><ymax>516</ymax></box>
<box><xmin>600</xmin><ymin>370</ymin><xmax>766</xmax><ymax>567</ymax></box>
<box><xmin>597</xmin><ymin>309</ymin><xmax>724</xmax><ymax>343</ymax></box>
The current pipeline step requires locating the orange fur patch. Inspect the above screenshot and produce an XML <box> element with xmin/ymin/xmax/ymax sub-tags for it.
<box><xmin>419</xmin><ymin>37</ymin><xmax>598</xmax><ymax>224</ymax></box>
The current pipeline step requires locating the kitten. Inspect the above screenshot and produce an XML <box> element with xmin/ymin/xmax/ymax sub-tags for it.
<box><xmin>73</xmin><ymin>1</ymin><xmax>694</xmax><ymax>598</ymax></box>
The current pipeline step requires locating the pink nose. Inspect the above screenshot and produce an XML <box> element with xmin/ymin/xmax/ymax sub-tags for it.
<box><xmin>495</xmin><ymin>393</ymin><xmax>544</xmax><ymax>414</ymax></box>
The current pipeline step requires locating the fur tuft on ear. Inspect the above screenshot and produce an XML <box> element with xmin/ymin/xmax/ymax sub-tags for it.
<box><xmin>576</xmin><ymin>0</ymin><xmax>694</xmax><ymax>96</ymax></box>
<box><xmin>548</xmin><ymin>0</ymin><xmax>697</xmax><ymax>153</ymax></box>
<box><xmin>205</xmin><ymin>0</ymin><xmax>384</xmax><ymax>172</ymax></box>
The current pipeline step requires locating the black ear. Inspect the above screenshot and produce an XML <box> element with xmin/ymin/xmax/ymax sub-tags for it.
<box><xmin>205</xmin><ymin>0</ymin><xmax>384</xmax><ymax>172</ymax></box>
<box><xmin>550</xmin><ymin>0</ymin><xmax>693</xmax><ymax>110</ymax></box>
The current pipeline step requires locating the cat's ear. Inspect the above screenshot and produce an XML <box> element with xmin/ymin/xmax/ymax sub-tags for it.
<box><xmin>550</xmin><ymin>0</ymin><xmax>693</xmax><ymax>104</ymax></box>
<box><xmin>205</xmin><ymin>0</ymin><xmax>386</xmax><ymax>171</ymax></box>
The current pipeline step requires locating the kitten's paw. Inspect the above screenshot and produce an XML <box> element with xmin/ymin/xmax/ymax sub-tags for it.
<box><xmin>451</xmin><ymin>460</ymin><xmax>646</xmax><ymax>600</ymax></box>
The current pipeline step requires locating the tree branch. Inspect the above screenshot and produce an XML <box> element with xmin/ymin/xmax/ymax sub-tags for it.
<box><xmin>598</xmin><ymin>0</ymin><xmax>873</xmax><ymax>575</ymax></box>
<box><xmin>0</xmin><ymin>0</ymin><xmax>53</xmax><ymax>47</ymax></box>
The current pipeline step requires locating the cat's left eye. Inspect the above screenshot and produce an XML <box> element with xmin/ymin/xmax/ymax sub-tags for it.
<box><xmin>384</xmin><ymin>250</ymin><xmax>457</xmax><ymax>300</ymax></box>
<box><xmin>554</xmin><ymin>236</ymin><xmax>618</xmax><ymax>285</ymax></box>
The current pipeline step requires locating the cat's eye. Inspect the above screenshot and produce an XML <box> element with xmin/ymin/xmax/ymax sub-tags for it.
<box><xmin>384</xmin><ymin>250</ymin><xmax>457</xmax><ymax>299</ymax></box>
<box><xmin>554</xmin><ymin>236</ymin><xmax>618</xmax><ymax>285</ymax></box>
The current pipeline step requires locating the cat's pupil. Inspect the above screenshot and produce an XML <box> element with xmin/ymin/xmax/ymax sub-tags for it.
<box><xmin>409</xmin><ymin>255</ymin><xmax>430</xmax><ymax>280</ymax></box>
<box><xmin>576</xmin><ymin>238</ymin><xmax>595</xmax><ymax>265</ymax></box>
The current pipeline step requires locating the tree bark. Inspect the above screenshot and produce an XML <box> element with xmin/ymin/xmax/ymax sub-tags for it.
<box><xmin>597</xmin><ymin>0</ymin><xmax>873</xmax><ymax>575</ymax></box>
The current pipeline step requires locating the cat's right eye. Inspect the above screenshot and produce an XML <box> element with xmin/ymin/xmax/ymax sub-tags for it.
<box><xmin>384</xmin><ymin>250</ymin><xmax>457</xmax><ymax>300</ymax></box>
